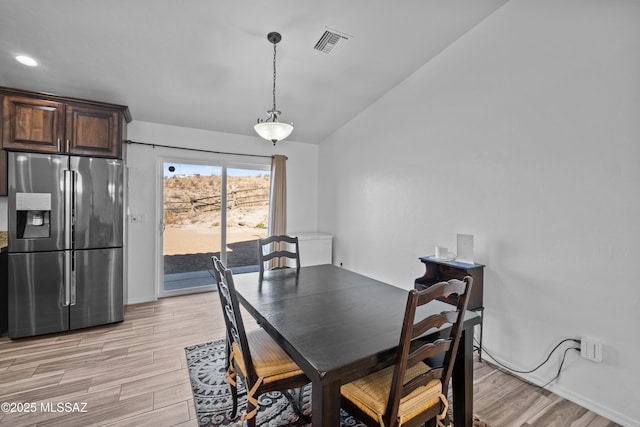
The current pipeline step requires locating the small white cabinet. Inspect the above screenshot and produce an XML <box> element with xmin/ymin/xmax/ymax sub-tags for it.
<box><xmin>293</xmin><ymin>233</ymin><xmax>332</xmax><ymax>267</ymax></box>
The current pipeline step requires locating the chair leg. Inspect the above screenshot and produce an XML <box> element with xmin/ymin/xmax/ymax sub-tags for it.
<box><xmin>229</xmin><ymin>382</ymin><xmax>238</xmax><ymax>419</ymax></box>
<box><xmin>225</xmin><ymin>341</ymin><xmax>239</xmax><ymax>419</ymax></box>
<box><xmin>282</xmin><ymin>388</ymin><xmax>312</xmax><ymax>424</ymax></box>
<box><xmin>246</xmin><ymin>404</ymin><xmax>257</xmax><ymax>427</ymax></box>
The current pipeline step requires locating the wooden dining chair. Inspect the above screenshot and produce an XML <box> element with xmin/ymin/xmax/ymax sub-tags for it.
<box><xmin>340</xmin><ymin>276</ymin><xmax>473</xmax><ymax>427</ymax></box>
<box><xmin>257</xmin><ymin>234</ymin><xmax>300</xmax><ymax>274</ymax></box>
<box><xmin>211</xmin><ymin>256</ymin><xmax>310</xmax><ymax>426</ymax></box>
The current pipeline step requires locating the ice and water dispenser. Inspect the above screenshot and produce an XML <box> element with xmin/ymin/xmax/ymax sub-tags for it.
<box><xmin>15</xmin><ymin>193</ymin><xmax>52</xmax><ymax>239</ymax></box>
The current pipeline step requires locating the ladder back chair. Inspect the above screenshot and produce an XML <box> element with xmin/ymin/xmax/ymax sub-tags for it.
<box><xmin>257</xmin><ymin>234</ymin><xmax>300</xmax><ymax>274</ymax></box>
<box><xmin>340</xmin><ymin>276</ymin><xmax>473</xmax><ymax>427</ymax></box>
<box><xmin>211</xmin><ymin>256</ymin><xmax>310</xmax><ymax>426</ymax></box>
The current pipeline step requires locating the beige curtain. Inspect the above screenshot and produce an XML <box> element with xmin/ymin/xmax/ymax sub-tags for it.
<box><xmin>268</xmin><ymin>155</ymin><xmax>287</xmax><ymax>268</ymax></box>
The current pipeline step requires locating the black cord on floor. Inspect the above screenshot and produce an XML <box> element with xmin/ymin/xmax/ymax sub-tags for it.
<box><xmin>540</xmin><ymin>346</ymin><xmax>581</xmax><ymax>388</ymax></box>
<box><xmin>475</xmin><ymin>337</ymin><xmax>581</xmax><ymax>384</ymax></box>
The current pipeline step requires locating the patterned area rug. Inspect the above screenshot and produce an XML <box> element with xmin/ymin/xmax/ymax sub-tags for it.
<box><xmin>185</xmin><ymin>340</ymin><xmax>365</xmax><ymax>426</ymax></box>
<box><xmin>185</xmin><ymin>340</ymin><xmax>490</xmax><ymax>427</ymax></box>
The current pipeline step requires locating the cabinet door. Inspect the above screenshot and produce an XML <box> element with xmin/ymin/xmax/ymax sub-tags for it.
<box><xmin>2</xmin><ymin>96</ymin><xmax>65</xmax><ymax>153</ymax></box>
<box><xmin>66</xmin><ymin>104</ymin><xmax>121</xmax><ymax>158</ymax></box>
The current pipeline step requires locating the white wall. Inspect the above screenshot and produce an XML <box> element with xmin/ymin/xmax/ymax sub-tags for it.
<box><xmin>318</xmin><ymin>0</ymin><xmax>640</xmax><ymax>425</ymax></box>
<box><xmin>126</xmin><ymin>121</ymin><xmax>318</xmax><ymax>304</ymax></box>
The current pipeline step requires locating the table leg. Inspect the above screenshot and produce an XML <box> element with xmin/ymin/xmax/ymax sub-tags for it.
<box><xmin>311</xmin><ymin>377</ymin><xmax>341</xmax><ymax>427</ymax></box>
<box><xmin>452</xmin><ymin>328</ymin><xmax>474</xmax><ymax>427</ymax></box>
<box><xmin>478</xmin><ymin>307</ymin><xmax>484</xmax><ymax>362</ymax></box>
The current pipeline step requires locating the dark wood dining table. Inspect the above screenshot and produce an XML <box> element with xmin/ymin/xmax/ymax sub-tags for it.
<box><xmin>233</xmin><ymin>264</ymin><xmax>481</xmax><ymax>427</ymax></box>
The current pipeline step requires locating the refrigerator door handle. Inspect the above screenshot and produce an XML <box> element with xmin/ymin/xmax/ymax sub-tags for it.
<box><xmin>64</xmin><ymin>251</ymin><xmax>71</xmax><ymax>307</ymax></box>
<box><xmin>64</xmin><ymin>170</ymin><xmax>74</xmax><ymax>249</ymax></box>
<box><xmin>70</xmin><ymin>251</ymin><xmax>77</xmax><ymax>306</ymax></box>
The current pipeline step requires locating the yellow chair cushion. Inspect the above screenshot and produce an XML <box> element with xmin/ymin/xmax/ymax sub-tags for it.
<box><xmin>231</xmin><ymin>328</ymin><xmax>304</xmax><ymax>384</ymax></box>
<box><xmin>341</xmin><ymin>361</ymin><xmax>444</xmax><ymax>426</ymax></box>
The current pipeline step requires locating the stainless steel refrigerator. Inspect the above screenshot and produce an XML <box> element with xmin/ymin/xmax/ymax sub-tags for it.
<box><xmin>7</xmin><ymin>152</ymin><xmax>123</xmax><ymax>339</ymax></box>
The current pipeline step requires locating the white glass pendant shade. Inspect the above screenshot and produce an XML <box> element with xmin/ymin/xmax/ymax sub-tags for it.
<box><xmin>254</xmin><ymin>121</ymin><xmax>294</xmax><ymax>145</ymax></box>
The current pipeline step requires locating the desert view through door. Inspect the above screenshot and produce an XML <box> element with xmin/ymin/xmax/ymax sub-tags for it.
<box><xmin>162</xmin><ymin>161</ymin><xmax>270</xmax><ymax>295</ymax></box>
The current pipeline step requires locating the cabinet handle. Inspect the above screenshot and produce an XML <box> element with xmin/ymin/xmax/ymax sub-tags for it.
<box><xmin>57</xmin><ymin>138</ymin><xmax>62</xmax><ymax>152</ymax></box>
<box><xmin>66</xmin><ymin>139</ymin><xmax>70</xmax><ymax>152</ymax></box>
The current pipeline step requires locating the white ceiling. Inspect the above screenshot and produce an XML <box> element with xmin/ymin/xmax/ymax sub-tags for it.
<box><xmin>0</xmin><ymin>0</ymin><xmax>508</xmax><ymax>144</ymax></box>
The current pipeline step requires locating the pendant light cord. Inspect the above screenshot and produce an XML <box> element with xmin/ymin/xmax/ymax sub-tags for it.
<box><xmin>271</xmin><ymin>40</ymin><xmax>277</xmax><ymax>114</ymax></box>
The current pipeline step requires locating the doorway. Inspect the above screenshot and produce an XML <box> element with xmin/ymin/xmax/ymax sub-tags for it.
<box><xmin>161</xmin><ymin>160</ymin><xmax>270</xmax><ymax>296</ymax></box>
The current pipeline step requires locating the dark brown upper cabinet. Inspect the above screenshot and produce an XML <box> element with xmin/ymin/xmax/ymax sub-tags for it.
<box><xmin>0</xmin><ymin>87</ymin><xmax>131</xmax><ymax>195</ymax></box>
<box><xmin>2</xmin><ymin>96</ymin><xmax>65</xmax><ymax>154</ymax></box>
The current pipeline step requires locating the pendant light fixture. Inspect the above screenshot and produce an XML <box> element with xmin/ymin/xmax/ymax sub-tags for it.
<box><xmin>254</xmin><ymin>32</ymin><xmax>294</xmax><ymax>145</ymax></box>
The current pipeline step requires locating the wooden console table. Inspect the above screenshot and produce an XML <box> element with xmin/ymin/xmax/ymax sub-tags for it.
<box><xmin>415</xmin><ymin>256</ymin><xmax>485</xmax><ymax>359</ymax></box>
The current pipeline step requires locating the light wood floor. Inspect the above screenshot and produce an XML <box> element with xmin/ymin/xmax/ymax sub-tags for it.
<box><xmin>0</xmin><ymin>292</ymin><xmax>620</xmax><ymax>427</ymax></box>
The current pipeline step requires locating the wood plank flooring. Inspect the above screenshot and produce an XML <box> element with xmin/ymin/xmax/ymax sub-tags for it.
<box><xmin>472</xmin><ymin>359</ymin><xmax>620</xmax><ymax>427</ymax></box>
<box><xmin>0</xmin><ymin>292</ymin><xmax>620</xmax><ymax>427</ymax></box>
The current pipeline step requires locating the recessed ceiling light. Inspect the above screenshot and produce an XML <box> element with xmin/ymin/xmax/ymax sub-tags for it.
<box><xmin>15</xmin><ymin>55</ymin><xmax>38</xmax><ymax>67</ymax></box>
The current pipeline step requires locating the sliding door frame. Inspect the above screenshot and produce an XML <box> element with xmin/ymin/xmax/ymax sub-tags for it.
<box><xmin>155</xmin><ymin>153</ymin><xmax>270</xmax><ymax>298</ymax></box>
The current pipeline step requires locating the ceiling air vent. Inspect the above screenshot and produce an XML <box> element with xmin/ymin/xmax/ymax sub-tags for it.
<box><xmin>314</xmin><ymin>29</ymin><xmax>350</xmax><ymax>54</ymax></box>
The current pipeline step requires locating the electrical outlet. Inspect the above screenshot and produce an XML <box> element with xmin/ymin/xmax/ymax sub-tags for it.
<box><xmin>580</xmin><ymin>337</ymin><xmax>603</xmax><ymax>362</ymax></box>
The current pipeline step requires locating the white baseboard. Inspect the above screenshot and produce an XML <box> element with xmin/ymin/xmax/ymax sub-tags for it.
<box><xmin>125</xmin><ymin>296</ymin><xmax>157</xmax><ymax>305</ymax></box>
<box><xmin>515</xmin><ymin>370</ymin><xmax>639</xmax><ymax>427</ymax></box>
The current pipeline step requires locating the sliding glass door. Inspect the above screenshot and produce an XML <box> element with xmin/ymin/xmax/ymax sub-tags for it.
<box><xmin>225</xmin><ymin>167</ymin><xmax>270</xmax><ymax>271</ymax></box>
<box><xmin>160</xmin><ymin>159</ymin><xmax>270</xmax><ymax>296</ymax></box>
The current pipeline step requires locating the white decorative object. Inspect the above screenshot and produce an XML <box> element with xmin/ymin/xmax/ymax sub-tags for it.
<box><xmin>456</xmin><ymin>234</ymin><xmax>474</xmax><ymax>264</ymax></box>
<box><xmin>435</xmin><ymin>246</ymin><xmax>448</xmax><ymax>259</ymax></box>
